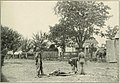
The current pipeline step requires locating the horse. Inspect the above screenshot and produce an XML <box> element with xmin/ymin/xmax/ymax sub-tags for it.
<box><xmin>14</xmin><ymin>50</ymin><xmax>23</xmax><ymax>59</ymax></box>
<box><xmin>6</xmin><ymin>50</ymin><xmax>14</xmax><ymax>59</ymax></box>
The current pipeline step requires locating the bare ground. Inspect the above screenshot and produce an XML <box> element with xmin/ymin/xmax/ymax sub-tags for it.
<box><xmin>2</xmin><ymin>59</ymin><xmax>119</xmax><ymax>82</ymax></box>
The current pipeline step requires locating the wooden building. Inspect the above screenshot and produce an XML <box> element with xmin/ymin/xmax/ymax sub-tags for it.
<box><xmin>106</xmin><ymin>30</ymin><xmax>119</xmax><ymax>62</ymax></box>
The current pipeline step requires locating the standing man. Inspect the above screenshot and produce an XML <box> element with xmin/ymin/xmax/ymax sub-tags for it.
<box><xmin>78</xmin><ymin>48</ymin><xmax>86</xmax><ymax>75</ymax></box>
<box><xmin>57</xmin><ymin>46</ymin><xmax>62</xmax><ymax>61</ymax></box>
<box><xmin>35</xmin><ymin>48</ymin><xmax>44</xmax><ymax>78</ymax></box>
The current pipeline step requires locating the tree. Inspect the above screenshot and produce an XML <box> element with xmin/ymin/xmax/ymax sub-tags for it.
<box><xmin>101</xmin><ymin>25</ymin><xmax>119</xmax><ymax>40</ymax></box>
<box><xmin>32</xmin><ymin>31</ymin><xmax>48</xmax><ymax>51</ymax></box>
<box><xmin>21</xmin><ymin>38</ymin><xmax>33</xmax><ymax>52</ymax></box>
<box><xmin>1</xmin><ymin>25</ymin><xmax>22</xmax><ymax>52</ymax></box>
<box><xmin>49</xmin><ymin>21</ymin><xmax>72</xmax><ymax>52</ymax></box>
<box><xmin>54</xmin><ymin>1</ymin><xmax>111</xmax><ymax>49</ymax></box>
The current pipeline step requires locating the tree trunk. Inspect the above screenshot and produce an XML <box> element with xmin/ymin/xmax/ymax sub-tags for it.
<box><xmin>75</xmin><ymin>35</ymin><xmax>84</xmax><ymax>50</ymax></box>
<box><xmin>78</xmin><ymin>41</ymin><xmax>84</xmax><ymax>50</ymax></box>
<box><xmin>62</xmin><ymin>33</ymin><xmax>66</xmax><ymax>53</ymax></box>
<box><xmin>62</xmin><ymin>42</ymin><xmax>65</xmax><ymax>53</ymax></box>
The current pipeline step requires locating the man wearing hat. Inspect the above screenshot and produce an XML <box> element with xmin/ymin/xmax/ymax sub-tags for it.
<box><xmin>78</xmin><ymin>48</ymin><xmax>86</xmax><ymax>75</ymax></box>
<box><xmin>35</xmin><ymin>47</ymin><xmax>44</xmax><ymax>77</ymax></box>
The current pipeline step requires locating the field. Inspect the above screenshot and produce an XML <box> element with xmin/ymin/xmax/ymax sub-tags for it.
<box><xmin>2</xmin><ymin>59</ymin><xmax>118</xmax><ymax>82</ymax></box>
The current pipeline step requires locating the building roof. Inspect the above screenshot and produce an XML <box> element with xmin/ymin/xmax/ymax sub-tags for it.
<box><xmin>84</xmin><ymin>39</ymin><xmax>98</xmax><ymax>44</ymax></box>
<box><xmin>83</xmin><ymin>43</ymin><xmax>90</xmax><ymax>47</ymax></box>
<box><xmin>83</xmin><ymin>38</ymin><xmax>98</xmax><ymax>47</ymax></box>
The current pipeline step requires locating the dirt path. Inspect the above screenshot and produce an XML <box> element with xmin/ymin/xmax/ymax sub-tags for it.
<box><xmin>2</xmin><ymin>59</ymin><xmax>118</xmax><ymax>82</ymax></box>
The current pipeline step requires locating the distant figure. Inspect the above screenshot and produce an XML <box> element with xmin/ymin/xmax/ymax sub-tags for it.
<box><xmin>96</xmin><ymin>48</ymin><xmax>106</xmax><ymax>62</ymax></box>
<box><xmin>1</xmin><ymin>47</ymin><xmax>8</xmax><ymax>66</ymax></box>
<box><xmin>78</xmin><ymin>48</ymin><xmax>86</xmax><ymax>75</ymax></box>
<box><xmin>68</xmin><ymin>57</ymin><xmax>78</xmax><ymax>74</ymax></box>
<box><xmin>103</xmin><ymin>49</ymin><xmax>106</xmax><ymax>60</ymax></box>
<box><xmin>35</xmin><ymin>48</ymin><xmax>44</xmax><ymax>78</ymax></box>
<box><xmin>57</xmin><ymin>46</ymin><xmax>62</xmax><ymax>61</ymax></box>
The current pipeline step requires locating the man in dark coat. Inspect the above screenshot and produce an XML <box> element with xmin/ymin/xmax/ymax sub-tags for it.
<box><xmin>68</xmin><ymin>57</ymin><xmax>78</xmax><ymax>74</ymax></box>
<box><xmin>35</xmin><ymin>48</ymin><xmax>44</xmax><ymax>77</ymax></box>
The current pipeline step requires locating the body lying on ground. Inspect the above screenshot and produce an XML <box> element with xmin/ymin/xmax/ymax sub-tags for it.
<box><xmin>49</xmin><ymin>69</ymin><xmax>70</xmax><ymax>76</ymax></box>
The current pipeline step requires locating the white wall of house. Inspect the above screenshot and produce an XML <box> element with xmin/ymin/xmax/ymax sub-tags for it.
<box><xmin>106</xmin><ymin>39</ymin><xmax>117</xmax><ymax>62</ymax></box>
<box><xmin>115</xmin><ymin>30</ymin><xmax>119</xmax><ymax>63</ymax></box>
<box><xmin>114</xmin><ymin>38</ymin><xmax>119</xmax><ymax>62</ymax></box>
<box><xmin>65</xmin><ymin>46</ymin><xmax>76</xmax><ymax>52</ymax></box>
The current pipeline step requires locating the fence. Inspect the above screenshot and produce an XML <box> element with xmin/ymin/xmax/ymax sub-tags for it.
<box><xmin>19</xmin><ymin>51</ymin><xmax>58</xmax><ymax>60</ymax></box>
<box><xmin>10</xmin><ymin>51</ymin><xmax>102</xmax><ymax>62</ymax></box>
<box><xmin>6</xmin><ymin>51</ymin><xmax>79</xmax><ymax>61</ymax></box>
<box><xmin>42</xmin><ymin>51</ymin><xmax>58</xmax><ymax>60</ymax></box>
<box><xmin>42</xmin><ymin>51</ymin><xmax>78</xmax><ymax>61</ymax></box>
<box><xmin>63</xmin><ymin>52</ymin><xmax>78</xmax><ymax>60</ymax></box>
<box><xmin>25</xmin><ymin>51</ymin><xmax>79</xmax><ymax>60</ymax></box>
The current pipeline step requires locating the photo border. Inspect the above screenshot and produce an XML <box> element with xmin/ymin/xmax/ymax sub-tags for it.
<box><xmin>0</xmin><ymin>0</ymin><xmax>120</xmax><ymax>82</ymax></box>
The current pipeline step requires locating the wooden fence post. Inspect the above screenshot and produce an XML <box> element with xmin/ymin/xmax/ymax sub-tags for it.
<box><xmin>26</xmin><ymin>53</ymin><xmax>28</xmax><ymax>59</ymax></box>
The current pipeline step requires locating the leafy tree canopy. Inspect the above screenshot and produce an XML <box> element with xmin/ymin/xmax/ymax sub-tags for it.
<box><xmin>32</xmin><ymin>31</ymin><xmax>48</xmax><ymax>51</ymax></box>
<box><xmin>100</xmin><ymin>25</ymin><xmax>119</xmax><ymax>40</ymax></box>
<box><xmin>1</xmin><ymin>25</ymin><xmax>22</xmax><ymax>51</ymax></box>
<box><xmin>52</xmin><ymin>1</ymin><xmax>111</xmax><ymax>48</ymax></box>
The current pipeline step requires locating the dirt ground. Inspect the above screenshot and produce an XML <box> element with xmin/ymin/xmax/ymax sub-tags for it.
<box><xmin>2</xmin><ymin>59</ymin><xmax>119</xmax><ymax>82</ymax></box>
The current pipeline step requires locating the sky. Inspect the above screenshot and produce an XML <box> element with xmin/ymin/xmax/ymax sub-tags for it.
<box><xmin>1</xmin><ymin>1</ymin><xmax>119</xmax><ymax>46</ymax></box>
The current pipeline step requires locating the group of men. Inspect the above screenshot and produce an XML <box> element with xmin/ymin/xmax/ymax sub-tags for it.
<box><xmin>55</xmin><ymin>46</ymin><xmax>86</xmax><ymax>75</ymax></box>
<box><xmin>68</xmin><ymin>48</ymin><xmax>86</xmax><ymax>75</ymax></box>
<box><xmin>35</xmin><ymin>47</ymin><xmax>86</xmax><ymax>77</ymax></box>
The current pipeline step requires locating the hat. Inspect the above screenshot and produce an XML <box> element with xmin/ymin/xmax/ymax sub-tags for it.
<box><xmin>79</xmin><ymin>48</ymin><xmax>84</xmax><ymax>51</ymax></box>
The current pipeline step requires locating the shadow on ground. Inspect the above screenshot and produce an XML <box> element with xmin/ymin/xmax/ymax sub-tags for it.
<box><xmin>5</xmin><ymin>62</ymin><xmax>22</xmax><ymax>65</ymax></box>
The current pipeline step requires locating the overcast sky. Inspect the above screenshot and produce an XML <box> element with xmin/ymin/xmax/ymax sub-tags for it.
<box><xmin>1</xmin><ymin>1</ymin><xmax>119</xmax><ymax>46</ymax></box>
